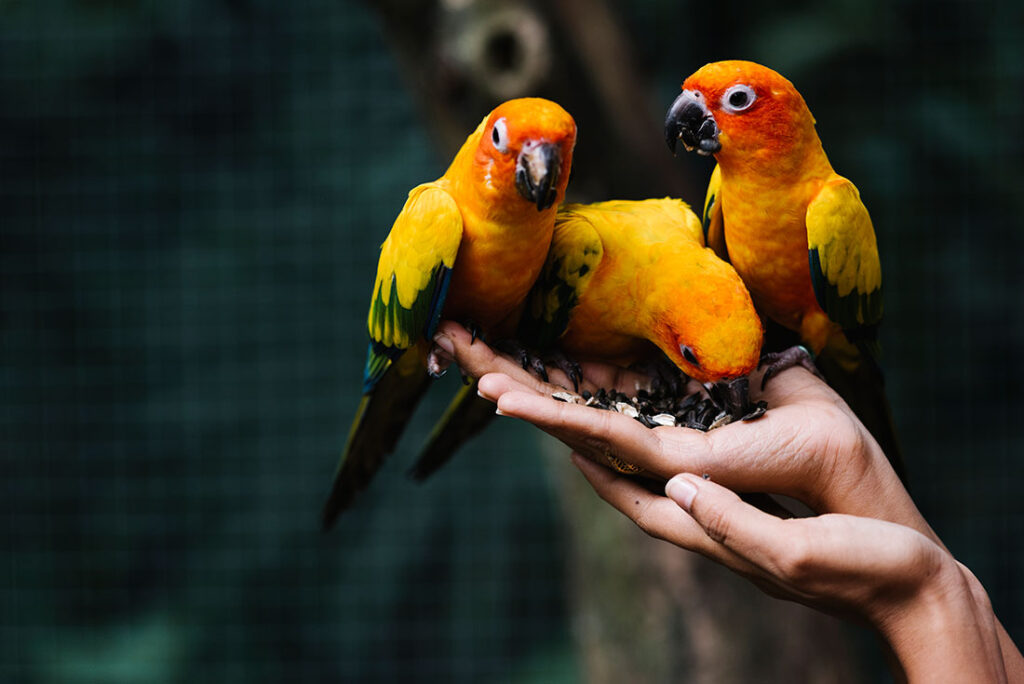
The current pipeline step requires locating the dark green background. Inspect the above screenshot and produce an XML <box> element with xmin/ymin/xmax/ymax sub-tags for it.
<box><xmin>2</xmin><ymin>1</ymin><xmax>1021</xmax><ymax>682</ymax></box>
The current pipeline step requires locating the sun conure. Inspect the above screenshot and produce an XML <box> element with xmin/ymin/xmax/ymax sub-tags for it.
<box><xmin>664</xmin><ymin>60</ymin><xmax>905</xmax><ymax>480</ymax></box>
<box><xmin>322</xmin><ymin>98</ymin><xmax>576</xmax><ymax>528</ymax></box>
<box><xmin>408</xmin><ymin>198</ymin><xmax>764</xmax><ymax>479</ymax></box>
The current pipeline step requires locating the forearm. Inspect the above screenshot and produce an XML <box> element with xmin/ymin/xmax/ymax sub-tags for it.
<box><xmin>996</xmin><ymin>619</ymin><xmax>1024</xmax><ymax>682</ymax></box>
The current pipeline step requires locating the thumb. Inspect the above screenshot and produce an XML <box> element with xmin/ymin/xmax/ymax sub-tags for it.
<box><xmin>665</xmin><ymin>474</ymin><xmax>783</xmax><ymax>555</ymax></box>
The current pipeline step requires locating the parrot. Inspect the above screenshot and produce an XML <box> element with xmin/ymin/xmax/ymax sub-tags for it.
<box><xmin>321</xmin><ymin>97</ymin><xmax>577</xmax><ymax>529</ymax></box>
<box><xmin>409</xmin><ymin>197</ymin><xmax>764</xmax><ymax>479</ymax></box>
<box><xmin>663</xmin><ymin>59</ymin><xmax>905</xmax><ymax>480</ymax></box>
<box><xmin>522</xmin><ymin>198</ymin><xmax>763</xmax><ymax>382</ymax></box>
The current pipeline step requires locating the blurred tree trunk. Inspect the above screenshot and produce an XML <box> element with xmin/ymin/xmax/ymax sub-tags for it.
<box><xmin>367</xmin><ymin>0</ymin><xmax>863</xmax><ymax>680</ymax></box>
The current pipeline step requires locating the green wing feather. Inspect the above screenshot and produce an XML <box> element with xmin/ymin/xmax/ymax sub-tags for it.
<box><xmin>323</xmin><ymin>183</ymin><xmax>463</xmax><ymax>526</ymax></box>
<box><xmin>363</xmin><ymin>182</ymin><xmax>462</xmax><ymax>392</ymax></box>
<box><xmin>519</xmin><ymin>203</ymin><xmax>604</xmax><ymax>348</ymax></box>
<box><xmin>806</xmin><ymin>177</ymin><xmax>883</xmax><ymax>339</ymax></box>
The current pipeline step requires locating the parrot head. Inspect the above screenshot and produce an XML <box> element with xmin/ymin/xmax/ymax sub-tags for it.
<box><xmin>475</xmin><ymin>98</ymin><xmax>577</xmax><ymax>211</ymax></box>
<box><xmin>664</xmin><ymin>60</ymin><xmax>816</xmax><ymax>165</ymax></box>
<box><xmin>656</xmin><ymin>249</ymin><xmax>763</xmax><ymax>383</ymax></box>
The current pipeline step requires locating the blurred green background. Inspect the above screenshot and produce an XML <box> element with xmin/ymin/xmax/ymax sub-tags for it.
<box><xmin>2</xmin><ymin>0</ymin><xmax>1022</xmax><ymax>682</ymax></box>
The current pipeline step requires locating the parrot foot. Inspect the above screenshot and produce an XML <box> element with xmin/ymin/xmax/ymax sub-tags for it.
<box><xmin>629</xmin><ymin>356</ymin><xmax>688</xmax><ymax>396</ymax></box>
<box><xmin>492</xmin><ymin>340</ymin><xmax>582</xmax><ymax>391</ymax></box>
<box><xmin>540</xmin><ymin>349</ymin><xmax>583</xmax><ymax>392</ymax></box>
<box><xmin>461</xmin><ymin>319</ymin><xmax>485</xmax><ymax>345</ymax></box>
<box><xmin>759</xmin><ymin>345</ymin><xmax>823</xmax><ymax>389</ymax></box>
<box><xmin>426</xmin><ymin>345</ymin><xmax>452</xmax><ymax>379</ymax></box>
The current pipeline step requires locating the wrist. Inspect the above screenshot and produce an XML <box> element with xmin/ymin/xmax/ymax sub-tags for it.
<box><xmin>819</xmin><ymin>437</ymin><xmax>939</xmax><ymax>545</ymax></box>
<box><xmin>875</xmin><ymin>554</ymin><xmax>1005</xmax><ymax>682</ymax></box>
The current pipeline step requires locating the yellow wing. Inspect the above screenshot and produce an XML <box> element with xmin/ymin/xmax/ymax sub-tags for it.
<box><xmin>806</xmin><ymin>176</ymin><xmax>883</xmax><ymax>332</ymax></box>
<box><xmin>519</xmin><ymin>203</ymin><xmax>604</xmax><ymax>348</ymax></box>
<box><xmin>702</xmin><ymin>163</ymin><xmax>727</xmax><ymax>258</ymax></box>
<box><xmin>364</xmin><ymin>182</ymin><xmax>462</xmax><ymax>391</ymax></box>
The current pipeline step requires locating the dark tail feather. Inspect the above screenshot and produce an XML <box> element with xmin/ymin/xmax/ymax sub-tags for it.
<box><xmin>321</xmin><ymin>350</ymin><xmax>431</xmax><ymax>530</ymax></box>
<box><xmin>408</xmin><ymin>379</ymin><xmax>497</xmax><ymax>481</ymax></box>
<box><xmin>815</xmin><ymin>344</ymin><xmax>909</xmax><ymax>486</ymax></box>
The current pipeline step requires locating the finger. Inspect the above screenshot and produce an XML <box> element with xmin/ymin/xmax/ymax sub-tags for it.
<box><xmin>666</xmin><ymin>473</ymin><xmax>796</xmax><ymax>574</ymax></box>
<box><xmin>571</xmin><ymin>454</ymin><xmax>760</xmax><ymax>575</ymax></box>
<box><xmin>433</xmin><ymin>321</ymin><xmax>541</xmax><ymax>386</ymax></box>
<box><xmin>477</xmin><ymin>372</ymin><xmax>548</xmax><ymax>401</ymax></box>
<box><xmin>495</xmin><ymin>389</ymin><xmax>664</xmax><ymax>466</ymax></box>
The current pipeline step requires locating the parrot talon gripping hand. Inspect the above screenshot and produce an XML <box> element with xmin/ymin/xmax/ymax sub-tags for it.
<box><xmin>541</xmin><ymin>349</ymin><xmax>583</xmax><ymax>391</ymax></box>
<box><xmin>758</xmin><ymin>345</ymin><xmax>823</xmax><ymax>390</ymax></box>
<box><xmin>665</xmin><ymin>60</ymin><xmax>905</xmax><ymax>480</ymax></box>
<box><xmin>322</xmin><ymin>98</ymin><xmax>576</xmax><ymax>528</ymax></box>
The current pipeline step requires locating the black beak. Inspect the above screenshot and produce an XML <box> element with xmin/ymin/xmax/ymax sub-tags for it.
<box><xmin>665</xmin><ymin>90</ymin><xmax>721</xmax><ymax>156</ymax></box>
<box><xmin>515</xmin><ymin>142</ymin><xmax>561</xmax><ymax>211</ymax></box>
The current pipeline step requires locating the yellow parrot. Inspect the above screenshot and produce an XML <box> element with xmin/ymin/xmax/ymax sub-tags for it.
<box><xmin>322</xmin><ymin>98</ymin><xmax>576</xmax><ymax>528</ymax></box>
<box><xmin>664</xmin><ymin>60</ymin><xmax>903</xmax><ymax>478</ymax></box>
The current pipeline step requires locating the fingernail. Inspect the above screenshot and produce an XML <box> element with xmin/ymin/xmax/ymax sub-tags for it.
<box><xmin>665</xmin><ymin>475</ymin><xmax>697</xmax><ymax>511</ymax></box>
<box><xmin>495</xmin><ymin>407</ymin><xmax>506</xmax><ymax>416</ymax></box>
<box><xmin>432</xmin><ymin>332</ymin><xmax>455</xmax><ymax>357</ymax></box>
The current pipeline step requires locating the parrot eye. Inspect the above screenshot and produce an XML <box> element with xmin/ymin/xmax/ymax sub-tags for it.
<box><xmin>680</xmin><ymin>345</ymin><xmax>700</xmax><ymax>367</ymax></box>
<box><xmin>721</xmin><ymin>84</ymin><xmax>756</xmax><ymax>114</ymax></box>
<box><xmin>491</xmin><ymin>118</ymin><xmax>510</xmax><ymax>153</ymax></box>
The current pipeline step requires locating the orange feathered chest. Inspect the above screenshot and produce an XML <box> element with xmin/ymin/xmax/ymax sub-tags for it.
<box><xmin>442</xmin><ymin>196</ymin><xmax>556</xmax><ymax>337</ymax></box>
<box><xmin>719</xmin><ymin>169</ymin><xmax>825</xmax><ymax>332</ymax></box>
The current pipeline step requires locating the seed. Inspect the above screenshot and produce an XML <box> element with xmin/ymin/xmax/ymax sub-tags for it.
<box><xmin>708</xmin><ymin>411</ymin><xmax>732</xmax><ymax>430</ymax></box>
<box><xmin>614</xmin><ymin>401</ymin><xmax>639</xmax><ymax>418</ymax></box>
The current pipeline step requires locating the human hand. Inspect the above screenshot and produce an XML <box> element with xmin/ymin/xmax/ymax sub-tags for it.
<box><xmin>572</xmin><ymin>462</ymin><xmax>1007</xmax><ymax>681</ymax></box>
<box><xmin>433</xmin><ymin>320</ymin><xmax>1023</xmax><ymax>680</ymax></box>
<box><xmin>432</xmin><ymin>321</ymin><xmax>932</xmax><ymax>542</ymax></box>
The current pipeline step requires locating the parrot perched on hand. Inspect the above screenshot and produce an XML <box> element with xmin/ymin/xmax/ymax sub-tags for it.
<box><xmin>664</xmin><ymin>60</ymin><xmax>904</xmax><ymax>479</ymax></box>
<box><xmin>409</xmin><ymin>198</ymin><xmax>764</xmax><ymax>479</ymax></box>
<box><xmin>321</xmin><ymin>98</ymin><xmax>577</xmax><ymax>529</ymax></box>
<box><xmin>522</xmin><ymin>198</ymin><xmax>762</xmax><ymax>382</ymax></box>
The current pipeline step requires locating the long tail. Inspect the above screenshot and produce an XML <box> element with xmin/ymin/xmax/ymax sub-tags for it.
<box><xmin>816</xmin><ymin>340</ymin><xmax>908</xmax><ymax>486</ymax></box>
<box><xmin>408</xmin><ymin>379</ymin><xmax>498</xmax><ymax>481</ymax></box>
<box><xmin>321</xmin><ymin>349</ymin><xmax>431</xmax><ymax>529</ymax></box>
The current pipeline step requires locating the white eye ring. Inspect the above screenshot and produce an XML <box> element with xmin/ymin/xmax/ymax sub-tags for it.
<box><xmin>491</xmin><ymin>117</ymin><xmax>509</xmax><ymax>153</ymax></box>
<box><xmin>721</xmin><ymin>84</ymin><xmax>756</xmax><ymax>113</ymax></box>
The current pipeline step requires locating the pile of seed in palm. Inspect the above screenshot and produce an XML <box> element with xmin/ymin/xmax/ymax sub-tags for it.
<box><xmin>551</xmin><ymin>376</ymin><xmax>767</xmax><ymax>431</ymax></box>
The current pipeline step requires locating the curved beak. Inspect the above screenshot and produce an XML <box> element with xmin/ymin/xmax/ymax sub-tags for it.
<box><xmin>515</xmin><ymin>141</ymin><xmax>561</xmax><ymax>211</ymax></box>
<box><xmin>665</xmin><ymin>90</ymin><xmax>721</xmax><ymax>156</ymax></box>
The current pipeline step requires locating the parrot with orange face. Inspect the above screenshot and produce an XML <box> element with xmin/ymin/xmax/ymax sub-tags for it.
<box><xmin>321</xmin><ymin>98</ymin><xmax>577</xmax><ymax>528</ymax></box>
<box><xmin>522</xmin><ymin>198</ymin><xmax>762</xmax><ymax>383</ymax></box>
<box><xmin>664</xmin><ymin>60</ymin><xmax>904</xmax><ymax>479</ymax></box>
<box><xmin>409</xmin><ymin>197</ymin><xmax>764</xmax><ymax>480</ymax></box>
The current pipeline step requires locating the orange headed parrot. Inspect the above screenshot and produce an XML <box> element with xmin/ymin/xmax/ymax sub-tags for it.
<box><xmin>322</xmin><ymin>98</ymin><xmax>577</xmax><ymax>528</ymax></box>
<box><xmin>409</xmin><ymin>198</ymin><xmax>764</xmax><ymax>479</ymax></box>
<box><xmin>522</xmin><ymin>198</ymin><xmax>762</xmax><ymax>383</ymax></box>
<box><xmin>664</xmin><ymin>60</ymin><xmax>904</xmax><ymax>479</ymax></box>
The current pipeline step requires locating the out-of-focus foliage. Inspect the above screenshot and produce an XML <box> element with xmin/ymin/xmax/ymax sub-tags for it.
<box><xmin>2</xmin><ymin>0</ymin><xmax>1022</xmax><ymax>682</ymax></box>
